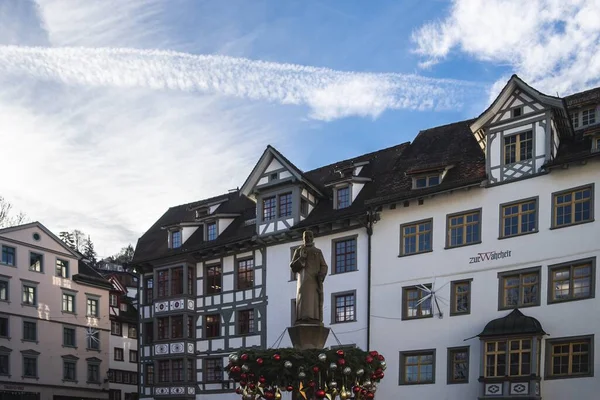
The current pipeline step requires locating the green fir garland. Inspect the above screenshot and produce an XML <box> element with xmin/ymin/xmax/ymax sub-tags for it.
<box><xmin>226</xmin><ymin>347</ymin><xmax>387</xmax><ymax>399</ymax></box>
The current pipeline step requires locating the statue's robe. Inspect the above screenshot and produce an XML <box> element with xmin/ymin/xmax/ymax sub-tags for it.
<box><xmin>290</xmin><ymin>244</ymin><xmax>328</xmax><ymax>325</ymax></box>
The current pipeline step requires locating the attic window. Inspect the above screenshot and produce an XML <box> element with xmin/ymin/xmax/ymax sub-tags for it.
<box><xmin>171</xmin><ymin>230</ymin><xmax>182</xmax><ymax>249</ymax></box>
<box><xmin>270</xmin><ymin>173</ymin><xmax>278</xmax><ymax>181</ymax></box>
<box><xmin>120</xmin><ymin>303</ymin><xmax>127</xmax><ymax>312</ymax></box>
<box><xmin>413</xmin><ymin>175</ymin><xmax>440</xmax><ymax>189</ymax></box>
<box><xmin>195</xmin><ymin>209</ymin><xmax>208</xmax><ymax>219</ymax></box>
<box><xmin>571</xmin><ymin>112</ymin><xmax>579</xmax><ymax>129</ymax></box>
<box><xmin>335</xmin><ymin>186</ymin><xmax>351</xmax><ymax>209</ymax></box>
<box><xmin>206</xmin><ymin>222</ymin><xmax>217</xmax><ymax>241</ymax></box>
<box><xmin>512</xmin><ymin>107</ymin><xmax>523</xmax><ymax>118</ymax></box>
<box><xmin>582</xmin><ymin>108</ymin><xmax>596</xmax><ymax>126</ymax></box>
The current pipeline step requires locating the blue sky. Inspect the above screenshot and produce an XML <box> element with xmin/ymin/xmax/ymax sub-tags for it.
<box><xmin>1</xmin><ymin>0</ymin><xmax>598</xmax><ymax>255</ymax></box>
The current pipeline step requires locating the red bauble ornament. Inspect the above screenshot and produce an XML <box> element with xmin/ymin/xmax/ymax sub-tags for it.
<box><xmin>259</xmin><ymin>376</ymin><xmax>266</xmax><ymax>385</ymax></box>
<box><xmin>286</xmin><ymin>385</ymin><xmax>294</xmax><ymax>392</ymax></box>
<box><xmin>264</xmin><ymin>392</ymin><xmax>275</xmax><ymax>400</ymax></box>
<box><xmin>361</xmin><ymin>389</ymin><xmax>368</xmax><ymax>396</ymax></box>
<box><xmin>378</xmin><ymin>372</ymin><xmax>385</xmax><ymax>379</ymax></box>
<box><xmin>376</xmin><ymin>368</ymin><xmax>383</xmax><ymax>374</ymax></box>
<box><xmin>232</xmin><ymin>366</ymin><xmax>241</xmax><ymax>373</ymax></box>
<box><xmin>353</xmin><ymin>386</ymin><xmax>361</xmax><ymax>394</ymax></box>
<box><xmin>337</xmin><ymin>358</ymin><xmax>346</xmax><ymax>366</ymax></box>
<box><xmin>309</xmin><ymin>380</ymin><xmax>316</xmax><ymax>388</ymax></box>
<box><xmin>240</xmin><ymin>380</ymin><xmax>247</xmax><ymax>387</ymax></box>
<box><xmin>369</xmin><ymin>351</ymin><xmax>379</xmax><ymax>357</ymax></box>
<box><xmin>371</xmin><ymin>373</ymin><xmax>377</xmax><ymax>380</ymax></box>
<box><xmin>241</xmin><ymin>354</ymin><xmax>249</xmax><ymax>362</ymax></box>
<box><xmin>256</xmin><ymin>357</ymin><xmax>264</xmax><ymax>366</ymax></box>
<box><xmin>249</xmin><ymin>373</ymin><xmax>256</xmax><ymax>379</ymax></box>
<box><xmin>273</xmin><ymin>354</ymin><xmax>281</xmax><ymax>361</ymax></box>
<box><xmin>366</xmin><ymin>392</ymin><xmax>375</xmax><ymax>399</ymax></box>
<box><xmin>236</xmin><ymin>387</ymin><xmax>243</xmax><ymax>395</ymax></box>
<box><xmin>315</xmin><ymin>389</ymin><xmax>326</xmax><ymax>399</ymax></box>
<box><xmin>336</xmin><ymin>349</ymin><xmax>345</xmax><ymax>357</ymax></box>
<box><xmin>378</xmin><ymin>354</ymin><xmax>385</xmax><ymax>361</ymax></box>
<box><xmin>312</xmin><ymin>366</ymin><xmax>320</xmax><ymax>373</ymax></box>
<box><xmin>249</xmin><ymin>383</ymin><xmax>256</xmax><ymax>390</ymax></box>
<box><xmin>365</xmin><ymin>355</ymin><xmax>374</xmax><ymax>364</ymax></box>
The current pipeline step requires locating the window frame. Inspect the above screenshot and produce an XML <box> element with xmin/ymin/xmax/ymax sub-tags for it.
<box><xmin>399</xmin><ymin>218</ymin><xmax>433</xmax><ymax>256</ymax></box>
<box><xmin>205</xmin><ymin>263</ymin><xmax>222</xmax><ymax>295</ymax></box>
<box><xmin>29</xmin><ymin>252</ymin><xmax>43</xmax><ymax>273</ymax></box>
<box><xmin>237</xmin><ymin>309</ymin><xmax>255</xmax><ymax>335</ymax></box>
<box><xmin>332</xmin><ymin>235</ymin><xmax>358</xmax><ymax>274</ymax></box>
<box><xmin>145</xmin><ymin>277</ymin><xmax>154</xmax><ymax>304</ymax></box>
<box><xmin>334</xmin><ymin>186</ymin><xmax>351</xmax><ymax>209</ymax></box>
<box><xmin>413</xmin><ymin>175</ymin><xmax>441</xmax><ymax>189</ymax></box>
<box><xmin>87</xmin><ymin>330</ymin><xmax>100</xmax><ymax>350</ymax></box>
<box><xmin>1</xmin><ymin>245</ymin><xmax>16</xmax><ymax>266</ymax></box>
<box><xmin>236</xmin><ymin>257</ymin><xmax>254</xmax><ymax>290</ymax></box>
<box><xmin>450</xmin><ymin>279</ymin><xmax>472</xmax><ymax>316</ymax></box>
<box><xmin>0</xmin><ymin>279</ymin><xmax>9</xmax><ymax>302</ymax></box>
<box><xmin>145</xmin><ymin>364</ymin><xmax>154</xmax><ymax>385</ymax></box>
<box><xmin>0</xmin><ymin>316</ymin><xmax>9</xmax><ymax>339</ymax></box>
<box><xmin>497</xmin><ymin>267</ymin><xmax>541</xmax><ymax>310</ymax></box>
<box><xmin>402</xmin><ymin>284</ymin><xmax>433</xmax><ymax>321</ymax></box>
<box><xmin>399</xmin><ymin>349</ymin><xmax>436</xmax><ymax>385</ymax></box>
<box><xmin>204</xmin><ymin>357</ymin><xmax>224</xmax><ymax>383</ymax></box>
<box><xmin>63</xmin><ymin>325</ymin><xmax>76</xmax><ymax>348</ymax></box>
<box><xmin>571</xmin><ymin>111</ymin><xmax>579</xmax><ymax>129</ymax></box>
<box><xmin>170</xmin><ymin>230</ymin><xmax>182</xmax><ymax>249</ymax></box>
<box><xmin>331</xmin><ymin>290</ymin><xmax>356</xmax><ymax>324</ymax></box>
<box><xmin>128</xmin><ymin>325</ymin><xmax>137</xmax><ymax>338</ymax></box>
<box><xmin>62</xmin><ymin>292</ymin><xmax>76</xmax><ymax>314</ymax></box>
<box><xmin>551</xmin><ymin>184</ymin><xmax>595</xmax><ymax>229</ymax></box>
<box><xmin>22</xmin><ymin>283</ymin><xmax>37</xmax><ymax>307</ymax></box>
<box><xmin>87</xmin><ymin>361</ymin><xmax>101</xmax><ymax>384</ymax></box>
<box><xmin>111</xmin><ymin>321</ymin><xmax>123</xmax><ymax>336</ymax></box>
<box><xmin>278</xmin><ymin>192</ymin><xmax>293</xmax><ymax>217</ymax></box>
<box><xmin>582</xmin><ymin>108</ymin><xmax>596</xmax><ymax>126</ymax></box>
<box><xmin>447</xmin><ymin>346</ymin><xmax>469</xmax><ymax>384</ymax></box>
<box><xmin>445</xmin><ymin>208</ymin><xmax>482</xmax><ymax>249</ymax></box>
<box><xmin>56</xmin><ymin>258</ymin><xmax>69</xmax><ymax>278</ymax></box>
<box><xmin>262</xmin><ymin>196</ymin><xmax>277</xmax><ymax>221</ymax></box>
<box><xmin>545</xmin><ymin>335</ymin><xmax>594</xmax><ymax>380</ymax></box>
<box><xmin>547</xmin><ymin>257</ymin><xmax>596</xmax><ymax>304</ymax></box>
<box><xmin>22</xmin><ymin>353</ymin><xmax>39</xmax><ymax>379</ymax></box>
<box><xmin>206</xmin><ymin>222</ymin><xmax>217</xmax><ymax>241</ymax></box>
<box><xmin>204</xmin><ymin>314</ymin><xmax>221</xmax><ymax>338</ymax></box>
<box><xmin>114</xmin><ymin>347</ymin><xmax>124</xmax><ymax>361</ymax></box>
<box><xmin>86</xmin><ymin>297</ymin><xmax>99</xmax><ymax>317</ymax></box>
<box><xmin>499</xmin><ymin>197</ymin><xmax>539</xmax><ymax>239</ymax></box>
<box><xmin>171</xmin><ymin>266</ymin><xmax>184</xmax><ymax>296</ymax></box>
<box><xmin>0</xmin><ymin>351</ymin><xmax>10</xmax><ymax>376</ymax></box>
<box><xmin>129</xmin><ymin>350</ymin><xmax>138</xmax><ymax>363</ymax></box>
<box><xmin>503</xmin><ymin>130</ymin><xmax>533</xmax><ymax>165</ymax></box>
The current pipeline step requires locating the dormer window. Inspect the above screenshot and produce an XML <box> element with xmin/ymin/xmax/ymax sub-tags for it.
<box><xmin>504</xmin><ymin>131</ymin><xmax>532</xmax><ymax>164</ymax></box>
<box><xmin>335</xmin><ymin>186</ymin><xmax>351</xmax><ymax>209</ymax></box>
<box><xmin>414</xmin><ymin>175</ymin><xmax>440</xmax><ymax>189</ymax></box>
<box><xmin>511</xmin><ymin>107</ymin><xmax>522</xmax><ymax>118</ymax></box>
<box><xmin>171</xmin><ymin>230</ymin><xmax>182</xmax><ymax>248</ymax></box>
<box><xmin>279</xmin><ymin>193</ymin><xmax>293</xmax><ymax>217</ymax></box>
<box><xmin>300</xmin><ymin>198</ymin><xmax>309</xmax><ymax>216</ymax></box>
<box><xmin>582</xmin><ymin>108</ymin><xmax>596</xmax><ymax>126</ymax></box>
<box><xmin>206</xmin><ymin>222</ymin><xmax>217</xmax><ymax>241</ymax></box>
<box><xmin>263</xmin><ymin>196</ymin><xmax>276</xmax><ymax>221</ymax></box>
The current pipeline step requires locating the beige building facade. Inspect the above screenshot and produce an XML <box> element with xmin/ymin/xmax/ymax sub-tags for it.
<box><xmin>0</xmin><ymin>222</ymin><xmax>113</xmax><ymax>400</ymax></box>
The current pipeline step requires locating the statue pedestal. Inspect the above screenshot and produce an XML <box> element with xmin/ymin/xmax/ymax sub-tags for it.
<box><xmin>288</xmin><ymin>325</ymin><xmax>330</xmax><ymax>350</ymax></box>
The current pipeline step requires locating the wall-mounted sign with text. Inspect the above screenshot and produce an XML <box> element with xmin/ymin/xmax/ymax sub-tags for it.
<box><xmin>469</xmin><ymin>250</ymin><xmax>512</xmax><ymax>264</ymax></box>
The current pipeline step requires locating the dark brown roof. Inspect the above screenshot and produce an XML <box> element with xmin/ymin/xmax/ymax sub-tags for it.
<box><xmin>73</xmin><ymin>260</ymin><xmax>112</xmax><ymax>290</ymax></box>
<box><xmin>478</xmin><ymin>309</ymin><xmax>546</xmax><ymax>338</ymax></box>
<box><xmin>564</xmin><ymin>87</ymin><xmax>600</xmax><ymax>108</ymax></box>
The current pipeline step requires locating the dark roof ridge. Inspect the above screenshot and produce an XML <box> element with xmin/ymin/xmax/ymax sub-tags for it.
<box><xmin>415</xmin><ymin>118</ymin><xmax>477</xmax><ymax>136</ymax></box>
<box><xmin>563</xmin><ymin>85</ymin><xmax>600</xmax><ymax>100</ymax></box>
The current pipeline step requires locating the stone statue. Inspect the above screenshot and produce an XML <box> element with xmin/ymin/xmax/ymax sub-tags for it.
<box><xmin>290</xmin><ymin>230</ymin><xmax>328</xmax><ymax>326</ymax></box>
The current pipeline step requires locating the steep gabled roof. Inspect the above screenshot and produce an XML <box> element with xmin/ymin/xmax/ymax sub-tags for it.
<box><xmin>0</xmin><ymin>221</ymin><xmax>80</xmax><ymax>258</ymax></box>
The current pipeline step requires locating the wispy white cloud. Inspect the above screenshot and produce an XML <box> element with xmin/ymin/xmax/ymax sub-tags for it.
<box><xmin>412</xmin><ymin>0</ymin><xmax>600</xmax><ymax>99</ymax></box>
<box><xmin>0</xmin><ymin>45</ymin><xmax>483</xmax><ymax>121</ymax></box>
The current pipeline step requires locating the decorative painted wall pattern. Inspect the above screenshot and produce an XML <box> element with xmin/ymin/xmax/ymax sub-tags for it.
<box><xmin>154</xmin><ymin>388</ymin><xmax>169</xmax><ymax>395</ymax></box>
<box><xmin>511</xmin><ymin>382</ymin><xmax>528</xmax><ymax>395</ymax></box>
<box><xmin>187</xmin><ymin>387</ymin><xmax>195</xmax><ymax>395</ymax></box>
<box><xmin>170</xmin><ymin>387</ymin><xmax>185</xmax><ymax>395</ymax></box>
<box><xmin>485</xmin><ymin>383</ymin><xmax>502</xmax><ymax>395</ymax></box>
<box><xmin>155</xmin><ymin>344</ymin><xmax>169</xmax><ymax>355</ymax></box>
<box><xmin>170</xmin><ymin>342</ymin><xmax>185</xmax><ymax>353</ymax></box>
<box><xmin>154</xmin><ymin>301</ymin><xmax>169</xmax><ymax>313</ymax></box>
<box><xmin>170</xmin><ymin>299</ymin><xmax>184</xmax><ymax>310</ymax></box>
<box><xmin>187</xmin><ymin>343</ymin><xmax>195</xmax><ymax>353</ymax></box>
<box><xmin>187</xmin><ymin>299</ymin><xmax>194</xmax><ymax>310</ymax></box>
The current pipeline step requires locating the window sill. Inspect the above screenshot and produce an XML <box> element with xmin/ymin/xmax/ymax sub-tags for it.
<box><xmin>86</xmin><ymin>381</ymin><xmax>101</xmax><ymax>386</ymax></box>
<box><xmin>444</xmin><ymin>241</ymin><xmax>481</xmax><ymax>250</ymax></box>
<box><xmin>28</xmin><ymin>269</ymin><xmax>44</xmax><ymax>274</ymax></box>
<box><xmin>449</xmin><ymin>311</ymin><xmax>471</xmax><ymax>317</ymax></box>
<box><xmin>447</xmin><ymin>380</ymin><xmax>469</xmax><ymax>385</ymax></box>
<box><xmin>0</xmin><ymin>263</ymin><xmax>16</xmax><ymax>268</ymax></box>
<box><xmin>22</xmin><ymin>376</ymin><xmax>39</xmax><ymax>380</ymax></box>
<box><xmin>62</xmin><ymin>379</ymin><xmax>78</xmax><ymax>384</ymax></box>
<box><xmin>498</xmin><ymin>303</ymin><xmax>540</xmax><ymax>311</ymax></box>
<box><xmin>0</xmin><ymin>373</ymin><xmax>11</xmax><ymax>378</ymax></box>
<box><xmin>21</xmin><ymin>339</ymin><xmax>38</xmax><ymax>344</ymax></box>
<box><xmin>86</xmin><ymin>348</ymin><xmax>101</xmax><ymax>352</ymax></box>
<box><xmin>62</xmin><ymin>345</ymin><xmax>77</xmax><ymax>349</ymax></box>
<box><xmin>330</xmin><ymin>269</ymin><xmax>359</xmax><ymax>275</ymax></box>
<box><xmin>550</xmin><ymin>219</ymin><xmax>594</xmax><ymax>230</ymax></box>
<box><xmin>21</xmin><ymin>303</ymin><xmax>37</xmax><ymax>308</ymax></box>
<box><xmin>399</xmin><ymin>381</ymin><xmax>435</xmax><ymax>386</ymax></box>
<box><xmin>330</xmin><ymin>319</ymin><xmax>357</xmax><ymax>325</ymax></box>
<box><xmin>0</xmin><ymin>336</ymin><xmax>11</xmax><ymax>340</ymax></box>
<box><xmin>498</xmin><ymin>230</ymin><xmax>538</xmax><ymax>240</ymax></box>
<box><xmin>115</xmin><ymin>359</ymin><xmax>124</xmax><ymax>362</ymax></box>
<box><xmin>544</xmin><ymin>373</ymin><xmax>593</xmax><ymax>381</ymax></box>
<box><xmin>401</xmin><ymin>315</ymin><xmax>433</xmax><ymax>321</ymax></box>
<box><xmin>547</xmin><ymin>295</ymin><xmax>595</xmax><ymax>305</ymax></box>
<box><xmin>398</xmin><ymin>249</ymin><xmax>433</xmax><ymax>258</ymax></box>
<box><xmin>61</xmin><ymin>311</ymin><xmax>77</xmax><ymax>316</ymax></box>
<box><xmin>0</xmin><ymin>300</ymin><xmax>10</xmax><ymax>304</ymax></box>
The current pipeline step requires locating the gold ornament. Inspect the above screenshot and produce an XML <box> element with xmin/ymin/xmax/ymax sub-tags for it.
<box><xmin>274</xmin><ymin>389</ymin><xmax>282</xmax><ymax>400</ymax></box>
<box><xmin>339</xmin><ymin>389</ymin><xmax>351</xmax><ymax>400</ymax></box>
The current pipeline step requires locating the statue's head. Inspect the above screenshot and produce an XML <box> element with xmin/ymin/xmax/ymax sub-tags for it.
<box><xmin>303</xmin><ymin>230</ymin><xmax>314</xmax><ymax>245</ymax></box>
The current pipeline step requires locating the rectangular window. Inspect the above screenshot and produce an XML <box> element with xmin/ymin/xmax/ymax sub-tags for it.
<box><xmin>0</xmin><ymin>281</ymin><xmax>7</xmax><ymax>301</ymax></box>
<box><xmin>171</xmin><ymin>266</ymin><xmax>184</xmax><ymax>295</ymax></box>
<box><xmin>400</xmin><ymin>219</ymin><xmax>432</xmax><ymax>255</ymax></box>
<box><xmin>400</xmin><ymin>350</ymin><xmax>435</xmax><ymax>384</ymax></box>
<box><xmin>23</xmin><ymin>320</ymin><xmax>36</xmax><ymax>341</ymax></box>
<box><xmin>333</xmin><ymin>238</ymin><xmax>357</xmax><ymax>274</ymax></box>
<box><xmin>549</xmin><ymin>259</ymin><xmax>595</xmax><ymax>303</ymax></box>
<box><xmin>279</xmin><ymin>192</ymin><xmax>293</xmax><ymax>217</ymax></box>
<box><xmin>114</xmin><ymin>347</ymin><xmax>124</xmax><ymax>361</ymax></box>
<box><xmin>145</xmin><ymin>322</ymin><xmax>154</xmax><ymax>344</ymax></box>
<box><xmin>206</xmin><ymin>264</ymin><xmax>222</xmax><ymax>294</ymax></box>
<box><xmin>128</xmin><ymin>326</ymin><xmax>137</xmax><ymax>338</ymax></box>
<box><xmin>504</xmin><ymin>131</ymin><xmax>533</xmax><ymax>164</ymax></box>
<box><xmin>403</xmin><ymin>285</ymin><xmax>432</xmax><ymax>320</ymax></box>
<box><xmin>571</xmin><ymin>111</ymin><xmax>579</xmax><ymax>128</ymax></box>
<box><xmin>485</xmin><ymin>339</ymin><xmax>532</xmax><ymax>377</ymax></box>
<box><xmin>23</xmin><ymin>356</ymin><xmax>37</xmax><ymax>378</ymax></box>
<box><xmin>512</xmin><ymin>107</ymin><xmax>522</xmax><ymax>118</ymax></box>
<box><xmin>447</xmin><ymin>210</ymin><xmax>481</xmax><ymax>248</ymax></box>
<box><xmin>146</xmin><ymin>277</ymin><xmax>154</xmax><ymax>303</ymax></box>
<box><xmin>87</xmin><ymin>331</ymin><xmax>100</xmax><ymax>350</ymax></box>
<box><xmin>447</xmin><ymin>347</ymin><xmax>469</xmax><ymax>384</ymax></box>
<box><xmin>237</xmin><ymin>258</ymin><xmax>254</xmax><ymax>290</ymax></box>
<box><xmin>262</xmin><ymin>196</ymin><xmax>276</xmax><ymax>221</ymax></box>
<box><xmin>63</xmin><ymin>326</ymin><xmax>76</xmax><ymax>347</ymax></box>
<box><xmin>63</xmin><ymin>361</ymin><xmax>77</xmax><ymax>381</ymax></box>
<box><xmin>582</xmin><ymin>108</ymin><xmax>596</xmax><ymax>126</ymax></box>
<box><xmin>119</xmin><ymin>303</ymin><xmax>127</xmax><ymax>312</ymax></box>
<box><xmin>187</xmin><ymin>359</ymin><xmax>194</xmax><ymax>382</ymax></box>
<box><xmin>111</xmin><ymin>321</ymin><xmax>122</xmax><ymax>336</ymax></box>
<box><xmin>87</xmin><ymin>363</ymin><xmax>100</xmax><ymax>383</ymax></box>
<box><xmin>333</xmin><ymin>292</ymin><xmax>356</xmax><ymax>323</ymax></box>
<box><xmin>172</xmin><ymin>359</ymin><xmax>184</xmax><ymax>382</ymax></box>
<box><xmin>29</xmin><ymin>253</ymin><xmax>43</xmax><ymax>272</ymax></box>
<box><xmin>499</xmin><ymin>268</ymin><xmax>540</xmax><ymax>309</ymax></box>
<box><xmin>158</xmin><ymin>360</ymin><xmax>170</xmax><ymax>383</ymax></box>
<box><xmin>123</xmin><ymin>372</ymin><xmax>131</xmax><ymax>384</ymax></box>
<box><xmin>501</xmin><ymin>198</ymin><xmax>537</xmax><ymax>238</ymax></box>
<box><xmin>130</xmin><ymin>350</ymin><xmax>138</xmax><ymax>363</ymax></box>
<box><xmin>87</xmin><ymin>298</ymin><xmax>99</xmax><ymax>316</ymax></box>
<box><xmin>62</xmin><ymin>293</ymin><xmax>75</xmax><ymax>313</ymax></box>
<box><xmin>553</xmin><ymin>185</ymin><xmax>594</xmax><ymax>228</ymax></box>
<box><xmin>1</xmin><ymin>246</ymin><xmax>15</xmax><ymax>266</ymax></box>
<box><xmin>22</xmin><ymin>285</ymin><xmax>36</xmax><ymax>306</ymax></box>
<box><xmin>131</xmin><ymin>371</ymin><xmax>138</xmax><ymax>385</ymax></box>
<box><xmin>109</xmin><ymin>294</ymin><xmax>118</xmax><ymax>307</ymax></box>
<box><xmin>205</xmin><ymin>314</ymin><xmax>220</xmax><ymax>338</ymax></box>
<box><xmin>300</xmin><ymin>198</ymin><xmax>309</xmax><ymax>215</ymax></box>
<box><xmin>414</xmin><ymin>175</ymin><xmax>440</xmax><ymax>189</ymax></box>
<box><xmin>237</xmin><ymin>309</ymin><xmax>255</xmax><ymax>335</ymax></box>
<box><xmin>188</xmin><ymin>267</ymin><xmax>194</xmax><ymax>295</ymax></box>
<box><xmin>547</xmin><ymin>336</ymin><xmax>593</xmax><ymax>378</ymax></box>
<box><xmin>56</xmin><ymin>259</ymin><xmax>69</xmax><ymax>278</ymax></box>
<box><xmin>0</xmin><ymin>317</ymin><xmax>7</xmax><ymax>338</ymax></box>
<box><xmin>0</xmin><ymin>353</ymin><xmax>9</xmax><ymax>375</ymax></box>
<box><xmin>115</xmin><ymin>370</ymin><xmax>123</xmax><ymax>383</ymax></box>
<box><xmin>171</xmin><ymin>316</ymin><xmax>183</xmax><ymax>339</ymax></box>
<box><xmin>450</xmin><ymin>280</ymin><xmax>471</xmax><ymax>316</ymax></box>
<box><xmin>336</xmin><ymin>187</ymin><xmax>351</xmax><ymax>209</ymax></box>
<box><xmin>204</xmin><ymin>358</ymin><xmax>223</xmax><ymax>382</ymax></box>
<box><xmin>207</xmin><ymin>222</ymin><xmax>217</xmax><ymax>241</ymax></box>
<box><xmin>146</xmin><ymin>364</ymin><xmax>154</xmax><ymax>385</ymax></box>
<box><xmin>157</xmin><ymin>270</ymin><xmax>168</xmax><ymax>298</ymax></box>
<box><xmin>157</xmin><ymin>317</ymin><xmax>168</xmax><ymax>340</ymax></box>
<box><xmin>171</xmin><ymin>230</ymin><xmax>182</xmax><ymax>248</ymax></box>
